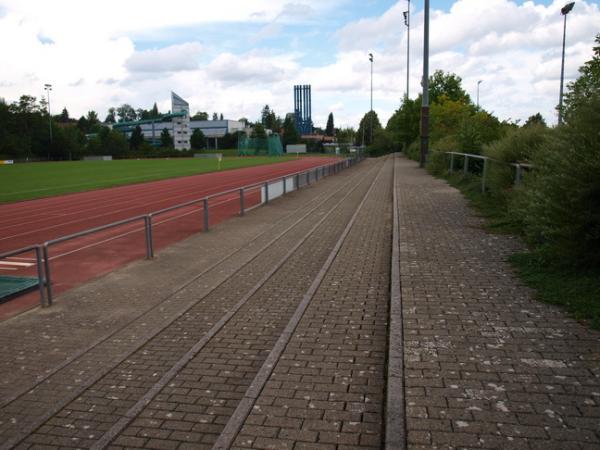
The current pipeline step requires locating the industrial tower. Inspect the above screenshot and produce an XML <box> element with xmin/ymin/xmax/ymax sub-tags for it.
<box><xmin>293</xmin><ymin>85</ymin><xmax>313</xmax><ymax>135</ymax></box>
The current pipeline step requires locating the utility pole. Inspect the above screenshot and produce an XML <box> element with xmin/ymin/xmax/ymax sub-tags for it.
<box><xmin>420</xmin><ymin>0</ymin><xmax>430</xmax><ymax>168</ymax></box>
<box><xmin>477</xmin><ymin>80</ymin><xmax>483</xmax><ymax>108</ymax></box>
<box><xmin>404</xmin><ymin>0</ymin><xmax>411</xmax><ymax>101</ymax></box>
<box><xmin>369</xmin><ymin>53</ymin><xmax>374</xmax><ymax>145</ymax></box>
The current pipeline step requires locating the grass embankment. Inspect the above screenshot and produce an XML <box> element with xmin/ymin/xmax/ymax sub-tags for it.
<box><xmin>0</xmin><ymin>156</ymin><xmax>296</xmax><ymax>203</ymax></box>
<box><xmin>442</xmin><ymin>172</ymin><xmax>600</xmax><ymax>330</ymax></box>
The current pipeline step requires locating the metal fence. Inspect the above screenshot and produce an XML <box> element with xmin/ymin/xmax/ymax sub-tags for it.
<box><xmin>446</xmin><ymin>151</ymin><xmax>534</xmax><ymax>193</ymax></box>
<box><xmin>0</xmin><ymin>155</ymin><xmax>364</xmax><ymax>308</ymax></box>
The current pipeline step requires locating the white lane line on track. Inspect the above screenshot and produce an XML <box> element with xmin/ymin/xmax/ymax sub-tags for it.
<box><xmin>0</xmin><ymin>261</ymin><xmax>35</xmax><ymax>267</ymax></box>
<box><xmin>0</xmin><ymin>267</ymin><xmax>17</xmax><ymax>271</ymax></box>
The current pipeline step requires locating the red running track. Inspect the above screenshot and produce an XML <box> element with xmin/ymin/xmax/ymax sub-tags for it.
<box><xmin>0</xmin><ymin>157</ymin><xmax>334</xmax><ymax>319</ymax></box>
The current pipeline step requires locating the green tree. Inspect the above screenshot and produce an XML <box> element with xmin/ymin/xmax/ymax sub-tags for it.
<box><xmin>87</xmin><ymin>127</ymin><xmax>128</xmax><ymax>157</ymax></box>
<box><xmin>150</xmin><ymin>102</ymin><xmax>160</xmax><ymax>118</ymax></box>
<box><xmin>325</xmin><ymin>113</ymin><xmax>335</xmax><ymax>136</ymax></box>
<box><xmin>86</xmin><ymin>110</ymin><xmax>99</xmax><ymax>125</ymax></box>
<box><xmin>190</xmin><ymin>128</ymin><xmax>206</xmax><ymax>149</ymax></box>
<box><xmin>261</xmin><ymin>105</ymin><xmax>272</xmax><ymax>126</ymax></box>
<box><xmin>77</xmin><ymin>116</ymin><xmax>89</xmax><ymax>133</ymax></box>
<box><xmin>261</xmin><ymin>105</ymin><xmax>280</xmax><ymax>131</ymax></box>
<box><xmin>336</xmin><ymin>127</ymin><xmax>355</xmax><ymax>144</ymax></box>
<box><xmin>523</xmin><ymin>113</ymin><xmax>547</xmax><ymax>128</ymax></box>
<box><xmin>13</xmin><ymin>95</ymin><xmax>40</xmax><ymax>114</ymax></box>
<box><xmin>117</xmin><ymin>104</ymin><xmax>136</xmax><ymax>122</ymax></box>
<box><xmin>251</xmin><ymin>123</ymin><xmax>267</xmax><ymax>139</ymax></box>
<box><xmin>192</xmin><ymin>111</ymin><xmax>209</xmax><ymax>120</ymax></box>
<box><xmin>129</xmin><ymin>125</ymin><xmax>144</xmax><ymax>150</ymax></box>
<box><xmin>386</xmin><ymin>97</ymin><xmax>421</xmax><ymax>151</ymax></box>
<box><xmin>104</xmin><ymin>107</ymin><xmax>116</xmax><ymax>124</ymax></box>
<box><xmin>562</xmin><ymin>33</ymin><xmax>600</xmax><ymax>123</ymax></box>
<box><xmin>219</xmin><ymin>113</ymin><xmax>224</xmax><ymax>120</ymax></box>
<box><xmin>59</xmin><ymin>107</ymin><xmax>70</xmax><ymax>123</ymax></box>
<box><xmin>282</xmin><ymin>115</ymin><xmax>300</xmax><ymax>148</ymax></box>
<box><xmin>212</xmin><ymin>112</ymin><xmax>218</xmax><ymax>120</ymax></box>
<box><xmin>356</xmin><ymin>111</ymin><xmax>382</xmax><ymax>146</ymax></box>
<box><xmin>429</xmin><ymin>70</ymin><xmax>471</xmax><ymax>104</ymax></box>
<box><xmin>160</xmin><ymin>128</ymin><xmax>173</xmax><ymax>147</ymax></box>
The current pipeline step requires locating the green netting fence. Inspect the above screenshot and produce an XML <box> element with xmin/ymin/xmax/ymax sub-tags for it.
<box><xmin>238</xmin><ymin>134</ymin><xmax>284</xmax><ymax>156</ymax></box>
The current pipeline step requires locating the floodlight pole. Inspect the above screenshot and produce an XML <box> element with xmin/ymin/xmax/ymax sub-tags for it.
<box><xmin>420</xmin><ymin>0</ymin><xmax>430</xmax><ymax>168</ymax></box>
<box><xmin>369</xmin><ymin>53</ymin><xmax>374</xmax><ymax>145</ymax></box>
<box><xmin>405</xmin><ymin>0</ymin><xmax>411</xmax><ymax>100</ymax></box>
<box><xmin>558</xmin><ymin>2</ymin><xmax>575</xmax><ymax>125</ymax></box>
<box><xmin>44</xmin><ymin>83</ymin><xmax>53</xmax><ymax>160</ymax></box>
<box><xmin>477</xmin><ymin>80</ymin><xmax>483</xmax><ymax>108</ymax></box>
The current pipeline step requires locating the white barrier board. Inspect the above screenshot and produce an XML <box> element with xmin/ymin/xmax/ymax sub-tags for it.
<box><xmin>287</xmin><ymin>144</ymin><xmax>307</xmax><ymax>153</ymax></box>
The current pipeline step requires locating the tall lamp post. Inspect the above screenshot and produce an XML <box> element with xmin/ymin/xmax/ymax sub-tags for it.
<box><xmin>44</xmin><ymin>83</ymin><xmax>53</xmax><ymax>160</ymax></box>
<box><xmin>403</xmin><ymin>0</ymin><xmax>411</xmax><ymax>100</ymax></box>
<box><xmin>420</xmin><ymin>0</ymin><xmax>430</xmax><ymax>168</ymax></box>
<box><xmin>558</xmin><ymin>2</ymin><xmax>575</xmax><ymax>125</ymax></box>
<box><xmin>477</xmin><ymin>80</ymin><xmax>483</xmax><ymax>108</ymax></box>
<box><xmin>369</xmin><ymin>52</ymin><xmax>374</xmax><ymax>145</ymax></box>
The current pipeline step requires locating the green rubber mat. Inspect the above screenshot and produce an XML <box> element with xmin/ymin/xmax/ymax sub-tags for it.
<box><xmin>0</xmin><ymin>276</ymin><xmax>39</xmax><ymax>303</ymax></box>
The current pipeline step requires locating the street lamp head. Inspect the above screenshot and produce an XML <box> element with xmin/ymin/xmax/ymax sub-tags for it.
<box><xmin>44</xmin><ymin>83</ymin><xmax>52</xmax><ymax>90</ymax></box>
<box><xmin>561</xmin><ymin>2</ymin><xmax>575</xmax><ymax>15</ymax></box>
<box><xmin>368</xmin><ymin>53</ymin><xmax>373</xmax><ymax>62</ymax></box>
<box><xmin>478</xmin><ymin>80</ymin><xmax>483</xmax><ymax>85</ymax></box>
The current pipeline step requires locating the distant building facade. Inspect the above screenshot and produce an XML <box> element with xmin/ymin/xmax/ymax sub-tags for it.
<box><xmin>111</xmin><ymin>92</ymin><xmax>246</xmax><ymax>150</ymax></box>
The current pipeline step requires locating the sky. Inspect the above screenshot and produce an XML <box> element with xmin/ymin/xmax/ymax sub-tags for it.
<box><xmin>0</xmin><ymin>0</ymin><xmax>599</xmax><ymax>129</ymax></box>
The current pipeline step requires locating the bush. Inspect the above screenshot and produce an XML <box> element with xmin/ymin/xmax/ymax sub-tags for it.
<box><xmin>404</xmin><ymin>140</ymin><xmax>420</xmax><ymax>161</ymax></box>
<box><xmin>483</xmin><ymin>125</ymin><xmax>551</xmax><ymax>198</ymax></box>
<box><xmin>516</xmin><ymin>95</ymin><xmax>600</xmax><ymax>266</ymax></box>
<box><xmin>426</xmin><ymin>150</ymin><xmax>450</xmax><ymax>176</ymax></box>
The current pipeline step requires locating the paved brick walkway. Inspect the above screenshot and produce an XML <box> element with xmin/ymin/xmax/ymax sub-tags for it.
<box><xmin>393</xmin><ymin>155</ymin><xmax>600</xmax><ymax>449</ymax></box>
<box><xmin>1</xmin><ymin>155</ymin><xmax>598</xmax><ymax>449</ymax></box>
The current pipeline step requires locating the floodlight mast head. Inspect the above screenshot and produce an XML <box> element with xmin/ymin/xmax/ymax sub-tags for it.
<box><xmin>561</xmin><ymin>2</ymin><xmax>575</xmax><ymax>15</ymax></box>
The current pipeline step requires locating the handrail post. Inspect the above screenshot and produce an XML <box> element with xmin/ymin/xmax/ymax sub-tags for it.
<box><xmin>240</xmin><ymin>188</ymin><xmax>245</xmax><ymax>216</ymax></box>
<box><xmin>295</xmin><ymin>173</ymin><xmax>300</xmax><ymax>190</ymax></box>
<box><xmin>282</xmin><ymin>176</ymin><xmax>286</xmax><ymax>195</ymax></box>
<box><xmin>42</xmin><ymin>243</ymin><xmax>53</xmax><ymax>306</ymax></box>
<box><xmin>481</xmin><ymin>157</ymin><xmax>489</xmax><ymax>193</ymax></box>
<box><xmin>35</xmin><ymin>246</ymin><xmax>46</xmax><ymax>307</ymax></box>
<box><xmin>463</xmin><ymin>155</ymin><xmax>469</xmax><ymax>176</ymax></box>
<box><xmin>203</xmin><ymin>198</ymin><xmax>209</xmax><ymax>231</ymax></box>
<box><xmin>515</xmin><ymin>164</ymin><xmax>523</xmax><ymax>185</ymax></box>
<box><xmin>144</xmin><ymin>215</ymin><xmax>154</xmax><ymax>259</ymax></box>
<box><xmin>264</xmin><ymin>182</ymin><xmax>269</xmax><ymax>203</ymax></box>
<box><xmin>449</xmin><ymin>153</ymin><xmax>454</xmax><ymax>174</ymax></box>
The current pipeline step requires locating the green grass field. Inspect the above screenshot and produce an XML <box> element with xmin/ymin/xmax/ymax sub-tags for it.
<box><xmin>0</xmin><ymin>156</ymin><xmax>297</xmax><ymax>203</ymax></box>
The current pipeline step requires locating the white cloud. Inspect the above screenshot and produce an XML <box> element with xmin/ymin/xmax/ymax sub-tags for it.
<box><xmin>125</xmin><ymin>43</ymin><xmax>204</xmax><ymax>73</ymax></box>
<box><xmin>207</xmin><ymin>51</ymin><xmax>300</xmax><ymax>86</ymax></box>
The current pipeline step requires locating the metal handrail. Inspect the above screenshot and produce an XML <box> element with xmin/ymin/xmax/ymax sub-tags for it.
<box><xmin>443</xmin><ymin>151</ymin><xmax>534</xmax><ymax>191</ymax></box>
<box><xmin>2</xmin><ymin>155</ymin><xmax>362</xmax><ymax>307</ymax></box>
